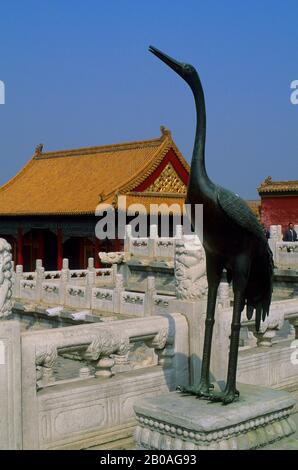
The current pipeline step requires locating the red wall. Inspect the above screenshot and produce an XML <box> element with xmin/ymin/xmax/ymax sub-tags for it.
<box><xmin>261</xmin><ymin>195</ymin><xmax>298</xmax><ymax>233</ymax></box>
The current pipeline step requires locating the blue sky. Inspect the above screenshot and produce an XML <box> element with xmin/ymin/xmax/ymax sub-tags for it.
<box><xmin>0</xmin><ymin>0</ymin><xmax>297</xmax><ymax>198</ymax></box>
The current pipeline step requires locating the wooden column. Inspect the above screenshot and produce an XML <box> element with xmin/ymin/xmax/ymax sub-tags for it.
<box><xmin>37</xmin><ymin>230</ymin><xmax>44</xmax><ymax>264</ymax></box>
<box><xmin>57</xmin><ymin>228</ymin><xmax>63</xmax><ymax>270</ymax></box>
<box><xmin>95</xmin><ymin>238</ymin><xmax>101</xmax><ymax>268</ymax></box>
<box><xmin>17</xmin><ymin>228</ymin><xmax>23</xmax><ymax>266</ymax></box>
<box><xmin>114</xmin><ymin>237</ymin><xmax>121</xmax><ymax>252</ymax></box>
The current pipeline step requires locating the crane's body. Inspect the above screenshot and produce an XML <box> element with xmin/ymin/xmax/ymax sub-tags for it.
<box><xmin>149</xmin><ymin>45</ymin><xmax>273</xmax><ymax>404</ymax></box>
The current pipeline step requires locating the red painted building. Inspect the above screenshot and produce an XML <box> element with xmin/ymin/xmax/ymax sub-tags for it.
<box><xmin>258</xmin><ymin>176</ymin><xmax>298</xmax><ymax>233</ymax></box>
<box><xmin>0</xmin><ymin>127</ymin><xmax>189</xmax><ymax>271</ymax></box>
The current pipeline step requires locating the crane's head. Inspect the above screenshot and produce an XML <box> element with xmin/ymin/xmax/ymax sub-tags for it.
<box><xmin>149</xmin><ymin>45</ymin><xmax>197</xmax><ymax>87</ymax></box>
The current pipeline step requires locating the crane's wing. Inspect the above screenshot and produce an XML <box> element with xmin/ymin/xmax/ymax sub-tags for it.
<box><xmin>217</xmin><ymin>185</ymin><xmax>274</xmax><ymax>331</ymax></box>
<box><xmin>217</xmin><ymin>186</ymin><xmax>266</xmax><ymax>241</ymax></box>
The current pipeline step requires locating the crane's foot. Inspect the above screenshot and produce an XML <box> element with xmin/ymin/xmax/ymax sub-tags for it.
<box><xmin>209</xmin><ymin>388</ymin><xmax>240</xmax><ymax>405</ymax></box>
<box><xmin>177</xmin><ymin>381</ymin><xmax>214</xmax><ymax>399</ymax></box>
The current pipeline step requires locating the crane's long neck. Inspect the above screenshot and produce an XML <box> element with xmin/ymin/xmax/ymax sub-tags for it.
<box><xmin>187</xmin><ymin>72</ymin><xmax>210</xmax><ymax>198</ymax></box>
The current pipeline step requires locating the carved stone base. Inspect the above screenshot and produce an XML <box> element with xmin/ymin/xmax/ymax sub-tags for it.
<box><xmin>134</xmin><ymin>384</ymin><xmax>297</xmax><ymax>450</ymax></box>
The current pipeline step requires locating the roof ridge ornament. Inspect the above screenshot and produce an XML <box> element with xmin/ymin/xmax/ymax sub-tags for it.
<box><xmin>160</xmin><ymin>125</ymin><xmax>171</xmax><ymax>138</ymax></box>
<box><xmin>35</xmin><ymin>144</ymin><xmax>43</xmax><ymax>156</ymax></box>
<box><xmin>262</xmin><ymin>176</ymin><xmax>273</xmax><ymax>185</ymax></box>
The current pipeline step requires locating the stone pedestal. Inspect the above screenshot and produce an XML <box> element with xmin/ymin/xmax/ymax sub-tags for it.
<box><xmin>134</xmin><ymin>384</ymin><xmax>297</xmax><ymax>450</ymax></box>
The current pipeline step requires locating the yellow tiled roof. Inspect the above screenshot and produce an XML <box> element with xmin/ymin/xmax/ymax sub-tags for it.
<box><xmin>258</xmin><ymin>177</ymin><xmax>298</xmax><ymax>194</ymax></box>
<box><xmin>0</xmin><ymin>128</ymin><xmax>189</xmax><ymax>216</ymax></box>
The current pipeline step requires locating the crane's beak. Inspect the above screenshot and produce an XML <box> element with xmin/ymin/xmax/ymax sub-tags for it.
<box><xmin>149</xmin><ymin>45</ymin><xmax>184</xmax><ymax>76</ymax></box>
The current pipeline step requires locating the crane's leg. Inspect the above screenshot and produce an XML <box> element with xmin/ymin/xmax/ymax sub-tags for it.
<box><xmin>178</xmin><ymin>254</ymin><xmax>223</xmax><ymax>398</ymax></box>
<box><xmin>210</xmin><ymin>254</ymin><xmax>250</xmax><ymax>404</ymax></box>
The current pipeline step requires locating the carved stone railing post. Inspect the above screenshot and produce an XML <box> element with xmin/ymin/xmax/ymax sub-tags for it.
<box><xmin>86</xmin><ymin>258</ymin><xmax>95</xmax><ymax>307</ymax></box>
<box><xmin>59</xmin><ymin>258</ymin><xmax>69</xmax><ymax>305</ymax></box>
<box><xmin>124</xmin><ymin>225</ymin><xmax>132</xmax><ymax>253</ymax></box>
<box><xmin>175</xmin><ymin>224</ymin><xmax>183</xmax><ymax>240</ymax></box>
<box><xmin>35</xmin><ymin>259</ymin><xmax>44</xmax><ymax>303</ymax></box>
<box><xmin>61</xmin><ymin>258</ymin><xmax>70</xmax><ymax>280</ymax></box>
<box><xmin>112</xmin><ymin>263</ymin><xmax>118</xmax><ymax>284</ymax></box>
<box><xmin>144</xmin><ymin>276</ymin><xmax>156</xmax><ymax>316</ymax></box>
<box><xmin>0</xmin><ymin>239</ymin><xmax>13</xmax><ymax>318</ymax></box>
<box><xmin>88</xmin><ymin>257</ymin><xmax>94</xmax><ymax>270</ymax></box>
<box><xmin>269</xmin><ymin>224</ymin><xmax>282</xmax><ymax>264</ymax></box>
<box><xmin>113</xmin><ymin>273</ymin><xmax>124</xmax><ymax>314</ymax></box>
<box><xmin>149</xmin><ymin>225</ymin><xmax>158</xmax><ymax>258</ymax></box>
<box><xmin>150</xmin><ymin>224</ymin><xmax>158</xmax><ymax>239</ymax></box>
<box><xmin>15</xmin><ymin>265</ymin><xmax>23</xmax><ymax>299</ymax></box>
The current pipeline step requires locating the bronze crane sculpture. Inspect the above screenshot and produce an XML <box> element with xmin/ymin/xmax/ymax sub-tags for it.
<box><xmin>149</xmin><ymin>45</ymin><xmax>273</xmax><ymax>404</ymax></box>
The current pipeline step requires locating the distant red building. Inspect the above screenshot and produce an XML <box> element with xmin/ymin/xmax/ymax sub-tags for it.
<box><xmin>258</xmin><ymin>177</ymin><xmax>298</xmax><ymax>233</ymax></box>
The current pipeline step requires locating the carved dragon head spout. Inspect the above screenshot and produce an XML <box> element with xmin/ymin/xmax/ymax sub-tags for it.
<box><xmin>149</xmin><ymin>45</ymin><xmax>199</xmax><ymax>90</ymax></box>
<box><xmin>0</xmin><ymin>238</ymin><xmax>13</xmax><ymax>318</ymax></box>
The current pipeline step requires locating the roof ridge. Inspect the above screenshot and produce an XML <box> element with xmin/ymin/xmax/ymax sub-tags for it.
<box><xmin>263</xmin><ymin>180</ymin><xmax>298</xmax><ymax>184</ymax></box>
<box><xmin>35</xmin><ymin>136</ymin><xmax>164</xmax><ymax>159</ymax></box>
<box><xmin>0</xmin><ymin>156</ymin><xmax>35</xmax><ymax>194</ymax></box>
<box><xmin>102</xmin><ymin>136</ymin><xmax>173</xmax><ymax>200</ymax></box>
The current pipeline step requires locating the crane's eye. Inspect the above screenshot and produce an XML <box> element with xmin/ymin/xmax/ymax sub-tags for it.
<box><xmin>184</xmin><ymin>64</ymin><xmax>193</xmax><ymax>74</ymax></box>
